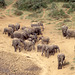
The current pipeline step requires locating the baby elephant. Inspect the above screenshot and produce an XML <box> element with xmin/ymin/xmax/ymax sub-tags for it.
<box><xmin>39</xmin><ymin>36</ymin><xmax>50</xmax><ymax>44</ymax></box>
<box><xmin>57</xmin><ymin>53</ymin><xmax>65</xmax><ymax>69</ymax></box>
<box><xmin>42</xmin><ymin>45</ymin><xmax>60</xmax><ymax>58</ymax></box>
<box><xmin>12</xmin><ymin>38</ymin><xmax>22</xmax><ymax>52</ymax></box>
<box><xmin>24</xmin><ymin>40</ymin><xmax>35</xmax><ymax>51</ymax></box>
<box><xmin>37</xmin><ymin>44</ymin><xmax>44</xmax><ymax>52</ymax></box>
<box><xmin>3</xmin><ymin>27</ymin><xmax>13</xmax><ymax>37</ymax></box>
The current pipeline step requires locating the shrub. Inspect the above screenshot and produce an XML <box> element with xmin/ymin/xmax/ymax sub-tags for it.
<box><xmin>62</xmin><ymin>3</ymin><xmax>70</xmax><ymax>8</ymax></box>
<box><xmin>15</xmin><ymin>0</ymin><xmax>48</xmax><ymax>11</ymax></box>
<box><xmin>49</xmin><ymin>9</ymin><xmax>69</xmax><ymax>19</ymax></box>
<box><xmin>0</xmin><ymin>0</ymin><xmax>6</xmax><ymax>7</ymax></box>
<box><xmin>14</xmin><ymin>10</ymin><xmax>23</xmax><ymax>16</ymax></box>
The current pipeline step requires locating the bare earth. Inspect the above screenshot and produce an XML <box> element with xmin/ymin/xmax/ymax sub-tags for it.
<box><xmin>0</xmin><ymin>1</ymin><xmax>75</xmax><ymax>75</ymax></box>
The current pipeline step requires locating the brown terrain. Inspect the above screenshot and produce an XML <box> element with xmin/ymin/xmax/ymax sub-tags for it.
<box><xmin>0</xmin><ymin>0</ymin><xmax>75</xmax><ymax>75</ymax></box>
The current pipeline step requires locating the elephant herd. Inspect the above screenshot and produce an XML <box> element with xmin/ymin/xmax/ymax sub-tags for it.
<box><xmin>3</xmin><ymin>23</ymin><xmax>67</xmax><ymax>69</ymax></box>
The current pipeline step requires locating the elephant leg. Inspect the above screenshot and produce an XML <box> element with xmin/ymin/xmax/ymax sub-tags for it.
<box><xmin>18</xmin><ymin>46</ymin><xmax>21</xmax><ymax>52</ymax></box>
<box><xmin>47</xmin><ymin>50</ymin><xmax>49</xmax><ymax>58</ymax></box>
<box><xmin>14</xmin><ymin>47</ymin><xmax>17</xmax><ymax>52</ymax></box>
<box><xmin>28</xmin><ymin>46</ymin><xmax>32</xmax><ymax>51</ymax></box>
<box><xmin>33</xmin><ymin>45</ymin><xmax>35</xmax><ymax>50</ymax></box>
<box><xmin>45</xmin><ymin>51</ymin><xmax>47</xmax><ymax>57</ymax></box>
<box><xmin>41</xmin><ymin>49</ymin><xmax>44</xmax><ymax>56</ymax></box>
<box><xmin>58</xmin><ymin>63</ymin><xmax>62</xmax><ymax>69</ymax></box>
<box><xmin>8</xmin><ymin>33</ymin><xmax>10</xmax><ymax>36</ymax></box>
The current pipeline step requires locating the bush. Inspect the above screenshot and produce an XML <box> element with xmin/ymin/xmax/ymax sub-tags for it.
<box><xmin>67</xmin><ymin>2</ymin><xmax>75</xmax><ymax>13</ymax></box>
<box><xmin>62</xmin><ymin>3</ymin><xmax>70</xmax><ymax>8</ymax></box>
<box><xmin>0</xmin><ymin>0</ymin><xmax>6</xmax><ymax>7</ymax></box>
<box><xmin>14</xmin><ymin>10</ymin><xmax>23</xmax><ymax>16</ymax></box>
<box><xmin>15</xmin><ymin>0</ymin><xmax>48</xmax><ymax>11</ymax></box>
<box><xmin>49</xmin><ymin>9</ymin><xmax>69</xmax><ymax>19</ymax></box>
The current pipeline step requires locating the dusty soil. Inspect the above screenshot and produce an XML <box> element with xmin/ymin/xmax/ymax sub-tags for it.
<box><xmin>0</xmin><ymin>1</ymin><xmax>75</xmax><ymax>75</ymax></box>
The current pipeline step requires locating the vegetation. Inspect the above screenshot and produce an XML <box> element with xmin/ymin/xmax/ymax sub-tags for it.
<box><xmin>14</xmin><ymin>0</ymin><xmax>75</xmax><ymax>11</ymax></box>
<box><xmin>0</xmin><ymin>0</ymin><xmax>6</xmax><ymax>7</ymax></box>
<box><xmin>14</xmin><ymin>10</ymin><xmax>23</xmax><ymax>16</ymax></box>
<box><xmin>48</xmin><ymin>3</ymin><xmax>69</xmax><ymax>19</ymax></box>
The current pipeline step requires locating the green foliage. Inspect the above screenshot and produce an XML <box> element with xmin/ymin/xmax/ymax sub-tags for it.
<box><xmin>14</xmin><ymin>10</ymin><xmax>23</xmax><ymax>16</ymax></box>
<box><xmin>62</xmin><ymin>3</ymin><xmax>70</xmax><ymax>8</ymax></box>
<box><xmin>49</xmin><ymin>9</ymin><xmax>69</xmax><ymax>19</ymax></box>
<box><xmin>0</xmin><ymin>0</ymin><xmax>5</xmax><ymax>7</ymax></box>
<box><xmin>62</xmin><ymin>1</ymin><xmax>75</xmax><ymax>14</ymax></box>
<box><xmin>15</xmin><ymin>0</ymin><xmax>48</xmax><ymax>11</ymax></box>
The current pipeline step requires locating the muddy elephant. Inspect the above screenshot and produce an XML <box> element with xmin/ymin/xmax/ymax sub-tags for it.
<box><xmin>32</xmin><ymin>27</ymin><xmax>42</xmax><ymax>35</ymax></box>
<box><xmin>31</xmin><ymin>22</ymin><xmax>44</xmax><ymax>31</ymax></box>
<box><xmin>15</xmin><ymin>23</ymin><xmax>20</xmax><ymax>31</ymax></box>
<box><xmin>8</xmin><ymin>24</ymin><xmax>15</xmax><ymax>32</ymax></box>
<box><xmin>13</xmin><ymin>30</ymin><xmax>29</xmax><ymax>40</ymax></box>
<box><xmin>12</xmin><ymin>38</ymin><xmax>23</xmax><ymax>52</ymax></box>
<box><xmin>66</xmin><ymin>29</ymin><xmax>75</xmax><ymax>39</ymax></box>
<box><xmin>57</xmin><ymin>53</ymin><xmax>65</xmax><ymax>69</ymax></box>
<box><xmin>23</xmin><ymin>40</ymin><xmax>35</xmax><ymax>51</ymax></box>
<box><xmin>39</xmin><ymin>36</ymin><xmax>50</xmax><ymax>44</ymax></box>
<box><xmin>62</xmin><ymin>25</ymin><xmax>75</xmax><ymax>39</ymax></box>
<box><xmin>29</xmin><ymin>34</ymin><xmax>37</xmax><ymax>43</ymax></box>
<box><xmin>38</xmin><ymin>22</ymin><xmax>44</xmax><ymax>31</ymax></box>
<box><xmin>37</xmin><ymin>44</ymin><xmax>44</xmax><ymax>52</ymax></box>
<box><xmin>21</xmin><ymin>26</ymin><xmax>27</xmax><ymax>30</ymax></box>
<box><xmin>3</xmin><ymin>27</ymin><xmax>13</xmax><ymax>37</ymax></box>
<box><xmin>42</xmin><ymin>45</ymin><xmax>60</xmax><ymax>58</ymax></box>
<box><xmin>61</xmin><ymin>25</ymin><xmax>68</xmax><ymax>37</ymax></box>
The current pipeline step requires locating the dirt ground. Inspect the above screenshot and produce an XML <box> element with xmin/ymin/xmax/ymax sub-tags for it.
<box><xmin>0</xmin><ymin>0</ymin><xmax>75</xmax><ymax>75</ymax></box>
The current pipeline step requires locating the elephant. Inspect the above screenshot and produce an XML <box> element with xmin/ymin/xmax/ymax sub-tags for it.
<box><xmin>12</xmin><ymin>38</ymin><xmax>23</xmax><ymax>52</ymax></box>
<box><xmin>29</xmin><ymin>34</ymin><xmax>37</xmax><ymax>43</ymax></box>
<box><xmin>66</xmin><ymin>29</ymin><xmax>75</xmax><ymax>39</ymax></box>
<box><xmin>38</xmin><ymin>22</ymin><xmax>44</xmax><ymax>31</ymax></box>
<box><xmin>61</xmin><ymin>25</ymin><xmax>68</xmax><ymax>37</ymax></box>
<box><xmin>34</xmin><ymin>27</ymin><xmax>42</xmax><ymax>35</ymax></box>
<box><xmin>57</xmin><ymin>53</ymin><xmax>65</xmax><ymax>69</ymax></box>
<box><xmin>31</xmin><ymin>22</ymin><xmax>44</xmax><ymax>31</ymax></box>
<box><xmin>31</xmin><ymin>24</ymin><xmax>39</xmax><ymax>27</ymax></box>
<box><xmin>13</xmin><ymin>30</ymin><xmax>29</xmax><ymax>40</ymax></box>
<box><xmin>62</xmin><ymin>25</ymin><xmax>75</xmax><ymax>39</ymax></box>
<box><xmin>41</xmin><ymin>45</ymin><xmax>60</xmax><ymax>58</ymax></box>
<box><xmin>21</xmin><ymin>26</ymin><xmax>27</xmax><ymax>30</ymax></box>
<box><xmin>8</xmin><ymin>24</ymin><xmax>15</xmax><ymax>32</ymax></box>
<box><xmin>15</xmin><ymin>23</ymin><xmax>20</xmax><ymax>31</ymax></box>
<box><xmin>23</xmin><ymin>40</ymin><xmax>35</xmax><ymax>51</ymax></box>
<box><xmin>3</xmin><ymin>27</ymin><xmax>13</xmax><ymax>37</ymax></box>
<box><xmin>37</xmin><ymin>44</ymin><xmax>44</xmax><ymax>52</ymax></box>
<box><xmin>39</xmin><ymin>36</ymin><xmax>50</xmax><ymax>44</ymax></box>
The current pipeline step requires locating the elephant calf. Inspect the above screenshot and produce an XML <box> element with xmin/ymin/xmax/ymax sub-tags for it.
<box><xmin>12</xmin><ymin>38</ymin><xmax>22</xmax><ymax>52</ymax></box>
<box><xmin>37</xmin><ymin>44</ymin><xmax>44</xmax><ymax>52</ymax></box>
<box><xmin>42</xmin><ymin>45</ymin><xmax>60</xmax><ymax>58</ymax></box>
<box><xmin>3</xmin><ymin>27</ymin><xmax>13</xmax><ymax>37</ymax></box>
<box><xmin>8</xmin><ymin>24</ymin><xmax>15</xmax><ymax>32</ymax></box>
<box><xmin>62</xmin><ymin>25</ymin><xmax>68</xmax><ymax>37</ymax></box>
<box><xmin>15</xmin><ymin>23</ymin><xmax>20</xmax><ymax>31</ymax></box>
<box><xmin>39</xmin><ymin>36</ymin><xmax>50</xmax><ymax>44</ymax></box>
<box><xmin>24</xmin><ymin>40</ymin><xmax>35</xmax><ymax>51</ymax></box>
<box><xmin>57</xmin><ymin>53</ymin><xmax>65</xmax><ymax>69</ymax></box>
